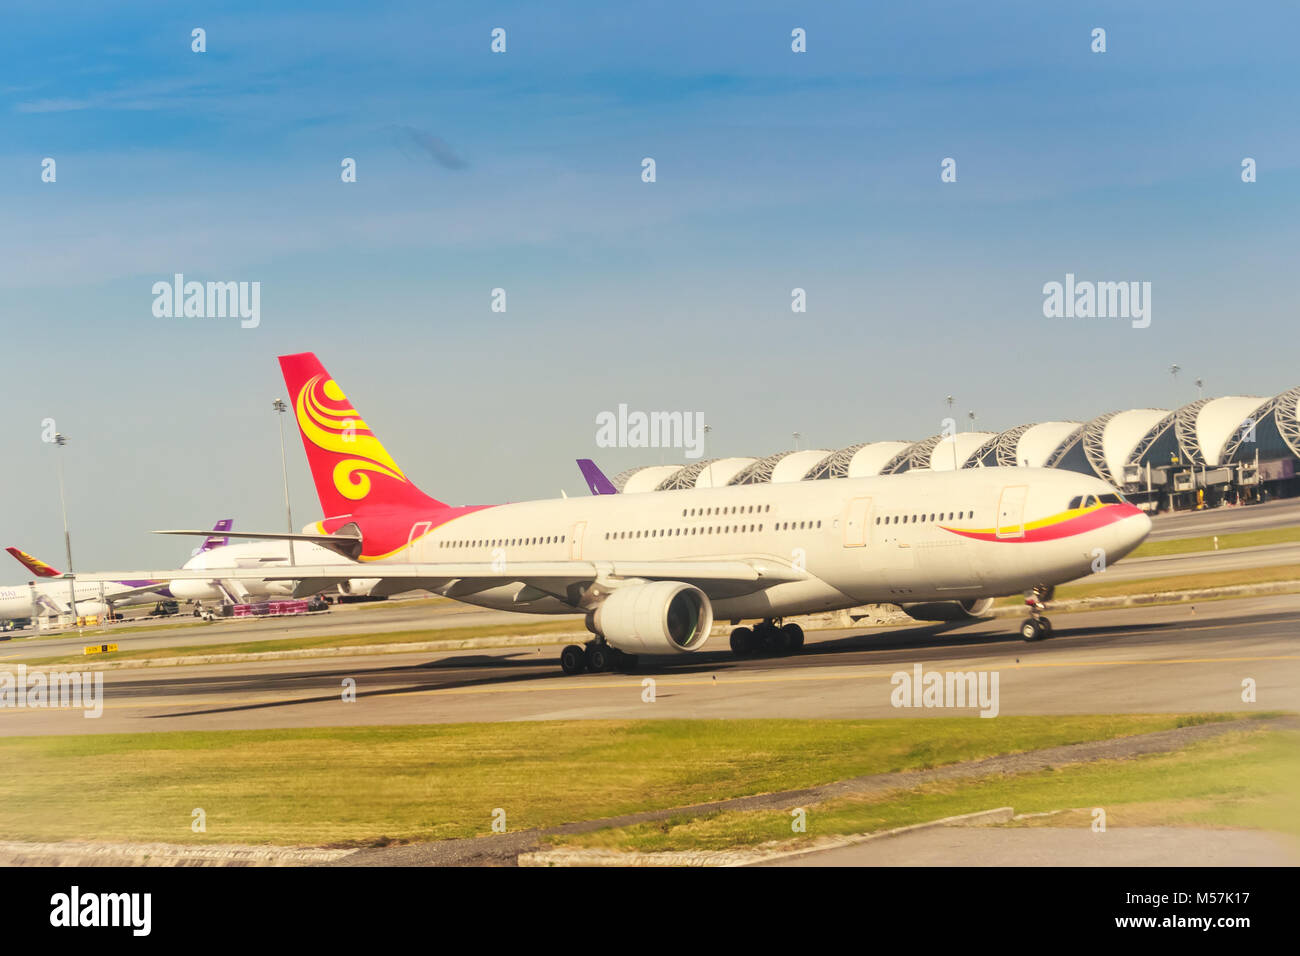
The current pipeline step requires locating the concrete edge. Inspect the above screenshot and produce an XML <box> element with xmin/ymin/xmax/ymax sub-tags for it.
<box><xmin>517</xmin><ymin>806</ymin><xmax>1015</xmax><ymax>868</ymax></box>
<box><xmin>0</xmin><ymin>839</ymin><xmax>359</xmax><ymax>868</ymax></box>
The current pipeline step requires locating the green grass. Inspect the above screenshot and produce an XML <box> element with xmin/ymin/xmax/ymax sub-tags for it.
<box><xmin>0</xmin><ymin>715</ymin><xmax>1219</xmax><ymax>846</ymax></box>
<box><xmin>1129</xmin><ymin>525</ymin><xmax>1300</xmax><ymax>559</ymax></box>
<box><xmin>16</xmin><ymin>618</ymin><xmax>588</xmax><ymax>668</ymax></box>
<box><xmin>551</xmin><ymin>721</ymin><xmax>1299</xmax><ymax>852</ymax></box>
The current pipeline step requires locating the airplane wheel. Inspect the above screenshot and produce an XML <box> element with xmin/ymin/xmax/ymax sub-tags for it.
<box><xmin>1020</xmin><ymin>619</ymin><xmax>1044</xmax><ymax>642</ymax></box>
<box><xmin>781</xmin><ymin>623</ymin><xmax>804</xmax><ymax>650</ymax></box>
<box><xmin>750</xmin><ymin>623</ymin><xmax>776</xmax><ymax>653</ymax></box>
<box><xmin>618</xmin><ymin>653</ymin><xmax>639</xmax><ymax>673</ymax></box>
<box><xmin>770</xmin><ymin>627</ymin><xmax>792</xmax><ymax>652</ymax></box>
<box><xmin>586</xmin><ymin>645</ymin><xmax>611</xmax><ymax>673</ymax></box>
<box><xmin>730</xmin><ymin>627</ymin><xmax>754</xmax><ymax>656</ymax></box>
<box><xmin>1039</xmin><ymin>618</ymin><xmax>1053</xmax><ymax>638</ymax></box>
<box><xmin>560</xmin><ymin>644</ymin><xmax>587</xmax><ymax>674</ymax></box>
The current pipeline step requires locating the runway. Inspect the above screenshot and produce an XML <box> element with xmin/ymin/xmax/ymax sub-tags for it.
<box><xmin>4</xmin><ymin>593</ymin><xmax>1296</xmax><ymax>736</ymax></box>
<box><xmin>1146</xmin><ymin>497</ymin><xmax>1300</xmax><ymax>540</ymax></box>
<box><xmin>1100</xmin><ymin>541</ymin><xmax>1300</xmax><ymax>580</ymax></box>
<box><xmin>0</xmin><ymin>596</ymin><xmax>546</xmax><ymax>662</ymax></box>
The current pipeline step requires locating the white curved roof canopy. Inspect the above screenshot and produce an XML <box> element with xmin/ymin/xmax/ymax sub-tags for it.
<box><xmin>930</xmin><ymin>432</ymin><xmax>998</xmax><ymax>470</ymax></box>
<box><xmin>1100</xmin><ymin>409</ymin><xmax>1169</xmax><ymax>481</ymax></box>
<box><xmin>620</xmin><ymin>464</ymin><xmax>684</xmax><ymax>494</ymax></box>
<box><xmin>846</xmin><ymin>441</ymin><xmax>912</xmax><ymax>477</ymax></box>
<box><xmin>771</xmin><ymin>450</ymin><xmax>833</xmax><ymax>482</ymax></box>
<box><xmin>1195</xmin><ymin>396</ymin><xmax>1270</xmax><ymax>466</ymax></box>
<box><xmin>692</xmin><ymin>457</ymin><xmax>756</xmax><ymax>488</ymax></box>
<box><xmin>1012</xmin><ymin>421</ymin><xmax>1081</xmax><ymax>468</ymax></box>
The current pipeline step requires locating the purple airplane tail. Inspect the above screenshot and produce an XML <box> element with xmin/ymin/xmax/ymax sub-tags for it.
<box><xmin>577</xmin><ymin>459</ymin><xmax>618</xmax><ymax>495</ymax></box>
<box><xmin>191</xmin><ymin>519</ymin><xmax>234</xmax><ymax>557</ymax></box>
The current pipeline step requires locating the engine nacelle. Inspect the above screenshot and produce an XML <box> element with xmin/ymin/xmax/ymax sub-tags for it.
<box><xmin>591</xmin><ymin>581</ymin><xmax>713</xmax><ymax>655</ymax></box>
<box><xmin>68</xmin><ymin>602</ymin><xmax>111</xmax><ymax>618</ymax></box>
<box><xmin>167</xmin><ymin>580</ymin><xmax>223</xmax><ymax>602</ymax></box>
<box><xmin>900</xmin><ymin>597</ymin><xmax>994</xmax><ymax>622</ymax></box>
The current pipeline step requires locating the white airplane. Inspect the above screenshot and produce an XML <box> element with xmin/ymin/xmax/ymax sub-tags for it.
<box><xmin>121</xmin><ymin>351</ymin><xmax>1152</xmax><ymax>674</ymax></box>
<box><xmin>0</xmin><ymin>547</ymin><xmax>170</xmax><ymax>623</ymax></box>
<box><xmin>167</xmin><ymin>538</ymin><xmax>381</xmax><ymax>605</ymax></box>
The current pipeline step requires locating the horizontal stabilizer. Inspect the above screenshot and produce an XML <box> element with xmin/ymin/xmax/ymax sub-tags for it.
<box><xmin>154</xmin><ymin>528</ymin><xmax>363</xmax><ymax>559</ymax></box>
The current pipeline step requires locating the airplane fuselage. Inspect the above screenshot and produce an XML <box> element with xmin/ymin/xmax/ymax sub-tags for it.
<box><xmin>319</xmin><ymin>466</ymin><xmax>1150</xmax><ymax>620</ymax></box>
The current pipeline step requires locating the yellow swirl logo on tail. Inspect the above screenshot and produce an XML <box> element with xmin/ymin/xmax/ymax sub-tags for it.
<box><xmin>295</xmin><ymin>374</ymin><xmax>408</xmax><ymax>501</ymax></box>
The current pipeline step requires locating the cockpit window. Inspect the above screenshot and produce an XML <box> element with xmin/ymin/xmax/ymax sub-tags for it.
<box><xmin>1067</xmin><ymin>495</ymin><xmax>1083</xmax><ymax>510</ymax></box>
<box><xmin>1098</xmin><ymin>493</ymin><xmax>1124</xmax><ymax>505</ymax></box>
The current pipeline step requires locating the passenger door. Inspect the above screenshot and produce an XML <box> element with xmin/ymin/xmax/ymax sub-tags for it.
<box><xmin>841</xmin><ymin>496</ymin><xmax>874</xmax><ymax>547</ymax></box>
<box><xmin>996</xmin><ymin>485</ymin><xmax>1028</xmax><ymax>539</ymax></box>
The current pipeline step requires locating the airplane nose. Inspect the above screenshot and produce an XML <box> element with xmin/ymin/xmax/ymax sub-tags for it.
<box><xmin>1124</xmin><ymin>508</ymin><xmax>1152</xmax><ymax>551</ymax></box>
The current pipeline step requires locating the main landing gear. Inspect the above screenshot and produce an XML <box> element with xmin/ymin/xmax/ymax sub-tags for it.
<box><xmin>1020</xmin><ymin>585</ymin><xmax>1054</xmax><ymax>642</ymax></box>
<box><xmin>559</xmin><ymin>640</ymin><xmax>639</xmax><ymax>675</ymax></box>
<box><xmin>729</xmin><ymin>619</ymin><xmax>804</xmax><ymax>658</ymax></box>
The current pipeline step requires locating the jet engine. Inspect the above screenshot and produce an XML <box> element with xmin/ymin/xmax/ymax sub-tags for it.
<box><xmin>900</xmin><ymin>597</ymin><xmax>994</xmax><ymax>622</ymax></box>
<box><xmin>591</xmin><ymin>581</ymin><xmax>713</xmax><ymax>654</ymax></box>
<box><xmin>66</xmin><ymin>601</ymin><xmax>111</xmax><ymax>618</ymax></box>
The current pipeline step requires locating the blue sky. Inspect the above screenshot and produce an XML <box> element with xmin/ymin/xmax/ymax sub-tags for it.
<box><xmin>2</xmin><ymin>1</ymin><xmax>1298</xmax><ymax>567</ymax></box>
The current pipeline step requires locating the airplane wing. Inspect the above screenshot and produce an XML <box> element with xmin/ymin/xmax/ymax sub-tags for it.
<box><xmin>103</xmin><ymin>583</ymin><xmax>174</xmax><ymax>602</ymax></box>
<box><xmin>74</xmin><ymin>559</ymin><xmax>806</xmax><ymax>606</ymax></box>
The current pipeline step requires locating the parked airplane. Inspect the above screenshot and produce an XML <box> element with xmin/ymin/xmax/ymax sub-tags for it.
<box><xmin>167</xmin><ymin>538</ymin><xmax>381</xmax><ymax>605</ymax></box>
<box><xmin>0</xmin><ymin>555</ymin><xmax>169</xmax><ymax>623</ymax></box>
<box><xmin>2</xmin><ymin>519</ymin><xmax>231</xmax><ymax>623</ymax></box>
<box><xmin>139</xmin><ymin>352</ymin><xmax>1151</xmax><ymax>674</ymax></box>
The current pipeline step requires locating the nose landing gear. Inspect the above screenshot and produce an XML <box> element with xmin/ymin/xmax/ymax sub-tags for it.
<box><xmin>1020</xmin><ymin>585</ymin><xmax>1054</xmax><ymax>641</ymax></box>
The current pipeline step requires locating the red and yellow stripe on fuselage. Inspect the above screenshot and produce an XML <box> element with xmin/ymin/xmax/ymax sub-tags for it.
<box><xmin>313</xmin><ymin>504</ymin><xmax>501</xmax><ymax>561</ymax></box>
<box><xmin>941</xmin><ymin>502</ymin><xmax>1143</xmax><ymax>544</ymax></box>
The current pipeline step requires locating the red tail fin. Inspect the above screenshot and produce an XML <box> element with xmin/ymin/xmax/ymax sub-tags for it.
<box><xmin>6</xmin><ymin>547</ymin><xmax>62</xmax><ymax>577</ymax></box>
<box><xmin>278</xmin><ymin>352</ymin><xmax>445</xmax><ymax>517</ymax></box>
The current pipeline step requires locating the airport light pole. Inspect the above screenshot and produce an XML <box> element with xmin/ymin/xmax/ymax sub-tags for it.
<box><xmin>703</xmin><ymin>425</ymin><xmax>713</xmax><ymax>486</ymax></box>
<box><xmin>272</xmin><ymin>399</ymin><xmax>296</xmax><ymax>566</ymax></box>
<box><xmin>53</xmin><ymin>433</ymin><xmax>77</xmax><ymax>622</ymax></box>
<box><xmin>945</xmin><ymin>396</ymin><xmax>957</xmax><ymax>470</ymax></box>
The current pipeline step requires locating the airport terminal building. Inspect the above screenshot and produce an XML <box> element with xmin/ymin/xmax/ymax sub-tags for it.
<box><xmin>612</xmin><ymin>386</ymin><xmax>1300</xmax><ymax>512</ymax></box>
